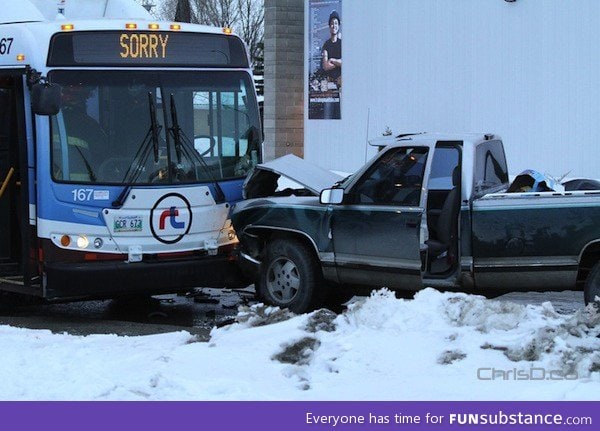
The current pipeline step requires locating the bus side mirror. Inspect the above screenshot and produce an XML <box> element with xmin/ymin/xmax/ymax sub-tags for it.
<box><xmin>32</xmin><ymin>83</ymin><xmax>62</xmax><ymax>116</ymax></box>
<box><xmin>320</xmin><ymin>188</ymin><xmax>344</xmax><ymax>205</ymax></box>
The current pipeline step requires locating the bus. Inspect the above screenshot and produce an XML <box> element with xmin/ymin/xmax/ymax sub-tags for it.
<box><xmin>0</xmin><ymin>0</ymin><xmax>262</xmax><ymax>300</ymax></box>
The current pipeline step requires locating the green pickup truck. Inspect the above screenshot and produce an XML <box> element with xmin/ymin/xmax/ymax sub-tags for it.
<box><xmin>231</xmin><ymin>133</ymin><xmax>600</xmax><ymax>313</ymax></box>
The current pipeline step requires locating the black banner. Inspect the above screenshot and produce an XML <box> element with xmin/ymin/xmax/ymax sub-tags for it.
<box><xmin>308</xmin><ymin>0</ymin><xmax>342</xmax><ymax>120</ymax></box>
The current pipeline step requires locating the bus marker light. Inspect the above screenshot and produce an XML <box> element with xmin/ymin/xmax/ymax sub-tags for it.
<box><xmin>223</xmin><ymin>27</ymin><xmax>232</xmax><ymax>35</ymax></box>
<box><xmin>16</xmin><ymin>54</ymin><xmax>25</xmax><ymax>62</ymax></box>
<box><xmin>77</xmin><ymin>235</ymin><xmax>89</xmax><ymax>249</ymax></box>
<box><xmin>125</xmin><ymin>23</ymin><xmax>138</xmax><ymax>30</ymax></box>
<box><xmin>170</xmin><ymin>24</ymin><xmax>181</xmax><ymax>31</ymax></box>
<box><xmin>60</xmin><ymin>235</ymin><xmax>71</xmax><ymax>247</ymax></box>
<box><xmin>148</xmin><ymin>23</ymin><xmax>160</xmax><ymax>30</ymax></box>
<box><xmin>61</xmin><ymin>24</ymin><xmax>75</xmax><ymax>31</ymax></box>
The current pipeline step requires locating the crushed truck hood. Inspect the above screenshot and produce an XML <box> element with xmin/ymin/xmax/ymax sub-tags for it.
<box><xmin>244</xmin><ymin>154</ymin><xmax>345</xmax><ymax>198</ymax></box>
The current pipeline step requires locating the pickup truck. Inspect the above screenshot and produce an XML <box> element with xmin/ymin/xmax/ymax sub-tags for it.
<box><xmin>231</xmin><ymin>133</ymin><xmax>600</xmax><ymax>313</ymax></box>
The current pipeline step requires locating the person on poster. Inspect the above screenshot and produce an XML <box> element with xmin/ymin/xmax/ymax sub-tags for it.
<box><xmin>321</xmin><ymin>10</ymin><xmax>342</xmax><ymax>88</ymax></box>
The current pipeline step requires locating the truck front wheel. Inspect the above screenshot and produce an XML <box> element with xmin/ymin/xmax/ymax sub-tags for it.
<box><xmin>259</xmin><ymin>238</ymin><xmax>324</xmax><ymax>314</ymax></box>
<box><xmin>584</xmin><ymin>262</ymin><xmax>600</xmax><ymax>305</ymax></box>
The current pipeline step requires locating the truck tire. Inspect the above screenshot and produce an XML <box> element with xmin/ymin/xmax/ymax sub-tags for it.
<box><xmin>258</xmin><ymin>238</ymin><xmax>324</xmax><ymax>314</ymax></box>
<box><xmin>584</xmin><ymin>262</ymin><xmax>600</xmax><ymax>305</ymax></box>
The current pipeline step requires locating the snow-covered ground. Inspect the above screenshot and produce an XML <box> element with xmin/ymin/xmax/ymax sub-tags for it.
<box><xmin>0</xmin><ymin>288</ymin><xmax>598</xmax><ymax>400</ymax></box>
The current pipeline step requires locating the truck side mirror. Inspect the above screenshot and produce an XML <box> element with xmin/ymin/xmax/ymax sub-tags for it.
<box><xmin>31</xmin><ymin>82</ymin><xmax>62</xmax><ymax>116</ymax></box>
<box><xmin>320</xmin><ymin>188</ymin><xmax>344</xmax><ymax>205</ymax></box>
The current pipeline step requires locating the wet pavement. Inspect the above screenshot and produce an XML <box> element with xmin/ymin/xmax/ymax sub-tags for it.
<box><xmin>0</xmin><ymin>287</ymin><xmax>256</xmax><ymax>338</ymax></box>
<box><xmin>0</xmin><ymin>287</ymin><xmax>585</xmax><ymax>338</ymax></box>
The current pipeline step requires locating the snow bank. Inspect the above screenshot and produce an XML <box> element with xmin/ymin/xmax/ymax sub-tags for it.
<box><xmin>0</xmin><ymin>289</ymin><xmax>598</xmax><ymax>400</ymax></box>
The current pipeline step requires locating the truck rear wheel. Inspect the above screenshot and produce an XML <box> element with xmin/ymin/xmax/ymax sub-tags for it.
<box><xmin>259</xmin><ymin>238</ymin><xmax>324</xmax><ymax>314</ymax></box>
<box><xmin>584</xmin><ymin>262</ymin><xmax>600</xmax><ymax>305</ymax></box>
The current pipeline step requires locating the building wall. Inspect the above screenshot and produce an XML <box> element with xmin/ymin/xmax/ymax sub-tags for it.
<box><xmin>304</xmin><ymin>0</ymin><xmax>600</xmax><ymax>178</ymax></box>
<box><xmin>264</xmin><ymin>0</ymin><xmax>304</xmax><ymax>160</ymax></box>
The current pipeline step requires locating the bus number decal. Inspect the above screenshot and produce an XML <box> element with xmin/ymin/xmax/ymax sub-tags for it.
<box><xmin>0</xmin><ymin>38</ymin><xmax>14</xmax><ymax>55</ymax></box>
<box><xmin>71</xmin><ymin>189</ymin><xmax>94</xmax><ymax>202</ymax></box>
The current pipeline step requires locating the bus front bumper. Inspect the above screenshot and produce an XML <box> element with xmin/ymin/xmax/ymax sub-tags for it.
<box><xmin>43</xmin><ymin>255</ymin><xmax>249</xmax><ymax>300</ymax></box>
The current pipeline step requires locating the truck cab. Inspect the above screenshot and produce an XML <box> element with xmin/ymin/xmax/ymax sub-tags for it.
<box><xmin>319</xmin><ymin>133</ymin><xmax>509</xmax><ymax>290</ymax></box>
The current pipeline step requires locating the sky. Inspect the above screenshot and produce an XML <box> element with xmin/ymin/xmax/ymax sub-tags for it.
<box><xmin>1</xmin><ymin>288</ymin><xmax>598</xmax><ymax>400</ymax></box>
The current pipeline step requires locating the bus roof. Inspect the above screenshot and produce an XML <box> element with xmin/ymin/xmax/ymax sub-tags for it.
<box><xmin>1</xmin><ymin>1</ymin><xmax>45</xmax><ymax>24</ymax></box>
<box><xmin>2</xmin><ymin>0</ymin><xmax>151</xmax><ymax>24</ymax></box>
<box><xmin>1</xmin><ymin>1</ymin><xmax>248</xmax><ymax>71</ymax></box>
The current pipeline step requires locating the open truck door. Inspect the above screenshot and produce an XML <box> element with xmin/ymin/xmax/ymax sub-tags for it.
<box><xmin>326</xmin><ymin>146</ymin><xmax>430</xmax><ymax>290</ymax></box>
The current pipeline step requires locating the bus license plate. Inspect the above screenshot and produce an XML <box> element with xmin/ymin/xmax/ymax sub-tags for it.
<box><xmin>113</xmin><ymin>216</ymin><xmax>143</xmax><ymax>232</ymax></box>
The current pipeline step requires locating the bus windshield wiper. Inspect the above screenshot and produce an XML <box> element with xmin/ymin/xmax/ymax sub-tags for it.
<box><xmin>168</xmin><ymin>94</ymin><xmax>225</xmax><ymax>203</ymax></box>
<box><xmin>73</xmin><ymin>146</ymin><xmax>97</xmax><ymax>182</ymax></box>
<box><xmin>149</xmin><ymin>92</ymin><xmax>160</xmax><ymax>163</ymax></box>
<box><xmin>112</xmin><ymin>92</ymin><xmax>161</xmax><ymax>207</ymax></box>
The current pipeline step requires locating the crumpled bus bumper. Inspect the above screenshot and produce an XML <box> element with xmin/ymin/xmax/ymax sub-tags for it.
<box><xmin>43</xmin><ymin>255</ymin><xmax>249</xmax><ymax>300</ymax></box>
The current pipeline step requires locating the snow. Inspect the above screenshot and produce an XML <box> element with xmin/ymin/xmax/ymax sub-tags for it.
<box><xmin>1</xmin><ymin>288</ymin><xmax>598</xmax><ymax>400</ymax></box>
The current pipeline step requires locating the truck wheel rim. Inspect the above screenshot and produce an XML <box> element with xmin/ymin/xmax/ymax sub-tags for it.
<box><xmin>266</xmin><ymin>257</ymin><xmax>300</xmax><ymax>304</ymax></box>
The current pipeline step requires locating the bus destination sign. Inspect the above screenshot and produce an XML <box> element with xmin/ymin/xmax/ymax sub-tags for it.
<box><xmin>119</xmin><ymin>33</ymin><xmax>169</xmax><ymax>59</ymax></box>
<box><xmin>47</xmin><ymin>31</ymin><xmax>248</xmax><ymax>68</ymax></box>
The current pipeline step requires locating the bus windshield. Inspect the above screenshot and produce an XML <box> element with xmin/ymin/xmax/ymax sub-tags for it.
<box><xmin>49</xmin><ymin>70</ymin><xmax>261</xmax><ymax>185</ymax></box>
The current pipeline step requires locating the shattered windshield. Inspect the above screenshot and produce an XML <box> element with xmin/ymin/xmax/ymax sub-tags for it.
<box><xmin>49</xmin><ymin>70</ymin><xmax>261</xmax><ymax>185</ymax></box>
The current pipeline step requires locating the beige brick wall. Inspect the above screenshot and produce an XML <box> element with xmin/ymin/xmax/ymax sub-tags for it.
<box><xmin>263</xmin><ymin>0</ymin><xmax>304</xmax><ymax>160</ymax></box>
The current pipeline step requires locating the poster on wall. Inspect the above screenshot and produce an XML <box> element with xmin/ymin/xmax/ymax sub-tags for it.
<box><xmin>308</xmin><ymin>0</ymin><xmax>342</xmax><ymax>120</ymax></box>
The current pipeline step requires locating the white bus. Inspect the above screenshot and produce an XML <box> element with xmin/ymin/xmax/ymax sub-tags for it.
<box><xmin>0</xmin><ymin>0</ymin><xmax>262</xmax><ymax>300</ymax></box>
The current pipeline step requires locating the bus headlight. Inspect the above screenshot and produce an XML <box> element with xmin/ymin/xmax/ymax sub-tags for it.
<box><xmin>76</xmin><ymin>235</ymin><xmax>89</xmax><ymax>249</ymax></box>
<box><xmin>93</xmin><ymin>238</ymin><xmax>103</xmax><ymax>249</ymax></box>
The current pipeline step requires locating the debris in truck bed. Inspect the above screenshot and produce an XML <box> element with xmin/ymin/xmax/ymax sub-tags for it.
<box><xmin>507</xmin><ymin>169</ymin><xmax>564</xmax><ymax>193</ymax></box>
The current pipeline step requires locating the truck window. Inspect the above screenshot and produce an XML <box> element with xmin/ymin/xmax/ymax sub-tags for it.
<box><xmin>429</xmin><ymin>147</ymin><xmax>459</xmax><ymax>190</ymax></box>
<box><xmin>474</xmin><ymin>140</ymin><xmax>508</xmax><ymax>193</ymax></box>
<box><xmin>351</xmin><ymin>147</ymin><xmax>429</xmax><ymax>206</ymax></box>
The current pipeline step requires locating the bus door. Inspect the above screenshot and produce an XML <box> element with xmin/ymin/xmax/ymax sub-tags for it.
<box><xmin>0</xmin><ymin>70</ymin><xmax>35</xmax><ymax>291</ymax></box>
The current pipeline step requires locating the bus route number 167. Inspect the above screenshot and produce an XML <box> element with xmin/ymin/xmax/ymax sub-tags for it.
<box><xmin>72</xmin><ymin>188</ymin><xmax>94</xmax><ymax>201</ymax></box>
<box><xmin>0</xmin><ymin>38</ymin><xmax>14</xmax><ymax>55</ymax></box>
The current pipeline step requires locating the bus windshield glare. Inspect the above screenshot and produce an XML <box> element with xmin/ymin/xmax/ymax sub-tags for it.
<box><xmin>49</xmin><ymin>70</ymin><xmax>261</xmax><ymax>185</ymax></box>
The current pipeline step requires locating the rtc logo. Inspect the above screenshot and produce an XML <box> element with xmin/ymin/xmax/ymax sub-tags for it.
<box><xmin>150</xmin><ymin>193</ymin><xmax>192</xmax><ymax>244</ymax></box>
<box><xmin>159</xmin><ymin>207</ymin><xmax>185</xmax><ymax>230</ymax></box>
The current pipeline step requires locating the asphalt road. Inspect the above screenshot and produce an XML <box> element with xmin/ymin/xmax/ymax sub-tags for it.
<box><xmin>0</xmin><ymin>287</ymin><xmax>255</xmax><ymax>339</ymax></box>
<box><xmin>0</xmin><ymin>287</ymin><xmax>585</xmax><ymax>338</ymax></box>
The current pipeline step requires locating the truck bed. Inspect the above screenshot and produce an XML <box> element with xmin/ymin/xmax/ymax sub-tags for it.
<box><xmin>470</xmin><ymin>190</ymin><xmax>600</xmax><ymax>290</ymax></box>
